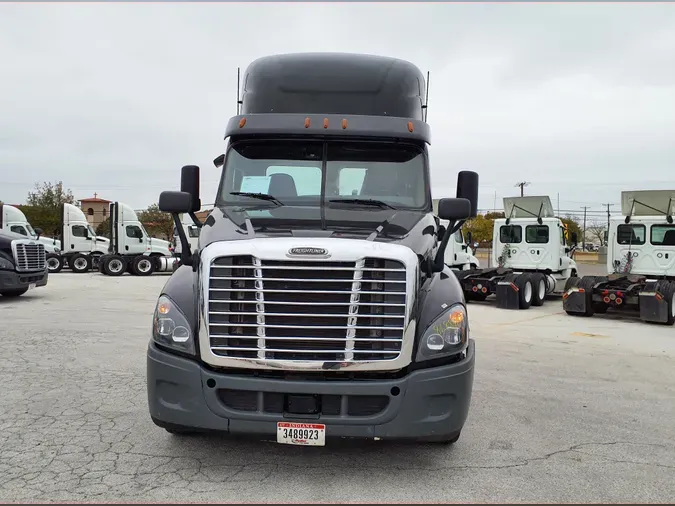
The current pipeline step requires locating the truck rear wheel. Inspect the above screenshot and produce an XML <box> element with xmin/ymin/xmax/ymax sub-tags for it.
<box><xmin>70</xmin><ymin>253</ymin><xmax>91</xmax><ymax>273</ymax></box>
<box><xmin>46</xmin><ymin>253</ymin><xmax>64</xmax><ymax>273</ymax></box>
<box><xmin>531</xmin><ymin>273</ymin><xmax>547</xmax><ymax>306</ymax></box>
<box><xmin>656</xmin><ymin>280</ymin><xmax>675</xmax><ymax>325</ymax></box>
<box><xmin>132</xmin><ymin>255</ymin><xmax>155</xmax><ymax>276</ymax></box>
<box><xmin>104</xmin><ymin>255</ymin><xmax>126</xmax><ymax>276</ymax></box>
<box><xmin>515</xmin><ymin>273</ymin><xmax>533</xmax><ymax>309</ymax></box>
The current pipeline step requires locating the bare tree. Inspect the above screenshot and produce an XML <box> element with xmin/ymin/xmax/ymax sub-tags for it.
<box><xmin>588</xmin><ymin>222</ymin><xmax>607</xmax><ymax>246</ymax></box>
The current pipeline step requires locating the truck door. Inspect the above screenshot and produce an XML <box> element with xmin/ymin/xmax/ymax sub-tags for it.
<box><xmin>649</xmin><ymin>224</ymin><xmax>675</xmax><ymax>274</ymax></box>
<box><xmin>70</xmin><ymin>224</ymin><xmax>90</xmax><ymax>251</ymax></box>
<box><xmin>124</xmin><ymin>224</ymin><xmax>147</xmax><ymax>255</ymax></box>
<box><xmin>614</xmin><ymin>223</ymin><xmax>648</xmax><ymax>274</ymax></box>
<box><xmin>523</xmin><ymin>224</ymin><xmax>552</xmax><ymax>269</ymax></box>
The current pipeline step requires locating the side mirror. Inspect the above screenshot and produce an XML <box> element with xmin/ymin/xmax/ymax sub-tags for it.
<box><xmin>180</xmin><ymin>165</ymin><xmax>201</xmax><ymax>213</ymax></box>
<box><xmin>159</xmin><ymin>191</ymin><xmax>193</xmax><ymax>214</ymax></box>
<box><xmin>213</xmin><ymin>154</ymin><xmax>225</xmax><ymax>168</ymax></box>
<box><xmin>438</xmin><ymin>198</ymin><xmax>472</xmax><ymax>221</ymax></box>
<box><xmin>571</xmin><ymin>232</ymin><xmax>578</xmax><ymax>245</ymax></box>
<box><xmin>34</xmin><ymin>227</ymin><xmax>43</xmax><ymax>239</ymax></box>
<box><xmin>456</xmin><ymin>170</ymin><xmax>479</xmax><ymax>218</ymax></box>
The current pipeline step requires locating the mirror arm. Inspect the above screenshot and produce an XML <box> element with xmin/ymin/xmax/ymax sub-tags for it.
<box><xmin>171</xmin><ymin>214</ymin><xmax>193</xmax><ymax>266</ymax></box>
<box><xmin>433</xmin><ymin>219</ymin><xmax>465</xmax><ymax>272</ymax></box>
<box><xmin>188</xmin><ymin>211</ymin><xmax>203</xmax><ymax>228</ymax></box>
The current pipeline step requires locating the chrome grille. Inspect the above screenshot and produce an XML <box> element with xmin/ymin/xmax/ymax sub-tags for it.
<box><xmin>12</xmin><ymin>241</ymin><xmax>46</xmax><ymax>272</ymax></box>
<box><xmin>207</xmin><ymin>256</ymin><xmax>407</xmax><ymax>362</ymax></box>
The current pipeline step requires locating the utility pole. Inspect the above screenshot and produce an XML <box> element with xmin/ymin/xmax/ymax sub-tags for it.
<box><xmin>581</xmin><ymin>206</ymin><xmax>590</xmax><ymax>251</ymax></box>
<box><xmin>557</xmin><ymin>193</ymin><xmax>560</xmax><ymax>217</ymax></box>
<box><xmin>514</xmin><ymin>181</ymin><xmax>530</xmax><ymax>197</ymax></box>
<box><xmin>603</xmin><ymin>203</ymin><xmax>613</xmax><ymax>244</ymax></box>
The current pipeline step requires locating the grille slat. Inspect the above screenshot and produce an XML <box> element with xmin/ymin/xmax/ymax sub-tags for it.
<box><xmin>207</xmin><ymin>255</ymin><xmax>407</xmax><ymax>362</ymax></box>
<box><xmin>13</xmin><ymin>242</ymin><xmax>46</xmax><ymax>272</ymax></box>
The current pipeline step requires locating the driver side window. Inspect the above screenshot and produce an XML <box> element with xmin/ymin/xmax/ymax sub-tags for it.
<box><xmin>126</xmin><ymin>225</ymin><xmax>142</xmax><ymax>239</ymax></box>
<box><xmin>72</xmin><ymin>225</ymin><xmax>88</xmax><ymax>238</ymax></box>
<box><xmin>10</xmin><ymin>225</ymin><xmax>27</xmax><ymax>236</ymax></box>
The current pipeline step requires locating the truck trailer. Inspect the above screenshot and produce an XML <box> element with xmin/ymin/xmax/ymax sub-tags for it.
<box><xmin>98</xmin><ymin>202</ymin><xmax>178</xmax><ymax>276</ymax></box>
<box><xmin>455</xmin><ymin>195</ymin><xmax>578</xmax><ymax>309</ymax></box>
<box><xmin>146</xmin><ymin>52</ymin><xmax>479</xmax><ymax>446</ymax></box>
<box><xmin>563</xmin><ymin>190</ymin><xmax>675</xmax><ymax>325</ymax></box>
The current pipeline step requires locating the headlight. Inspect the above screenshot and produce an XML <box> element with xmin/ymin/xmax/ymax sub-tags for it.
<box><xmin>0</xmin><ymin>255</ymin><xmax>14</xmax><ymax>270</ymax></box>
<box><xmin>152</xmin><ymin>295</ymin><xmax>195</xmax><ymax>355</ymax></box>
<box><xmin>415</xmin><ymin>303</ymin><xmax>468</xmax><ymax>361</ymax></box>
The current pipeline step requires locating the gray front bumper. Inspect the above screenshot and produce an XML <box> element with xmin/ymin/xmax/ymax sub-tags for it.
<box><xmin>0</xmin><ymin>268</ymin><xmax>48</xmax><ymax>291</ymax></box>
<box><xmin>147</xmin><ymin>339</ymin><xmax>476</xmax><ymax>441</ymax></box>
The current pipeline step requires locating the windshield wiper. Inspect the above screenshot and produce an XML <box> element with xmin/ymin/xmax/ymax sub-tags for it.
<box><xmin>229</xmin><ymin>192</ymin><xmax>283</xmax><ymax>206</ymax></box>
<box><xmin>329</xmin><ymin>198</ymin><xmax>396</xmax><ymax>210</ymax></box>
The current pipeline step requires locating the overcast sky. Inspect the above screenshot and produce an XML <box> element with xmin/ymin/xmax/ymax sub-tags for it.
<box><xmin>1</xmin><ymin>2</ymin><xmax>674</xmax><ymax>223</ymax></box>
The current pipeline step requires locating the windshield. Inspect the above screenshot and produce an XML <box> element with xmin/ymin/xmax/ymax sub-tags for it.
<box><xmin>217</xmin><ymin>140</ymin><xmax>429</xmax><ymax>210</ymax></box>
<box><xmin>26</xmin><ymin>224</ymin><xmax>36</xmax><ymax>238</ymax></box>
<box><xmin>88</xmin><ymin>225</ymin><xmax>97</xmax><ymax>237</ymax></box>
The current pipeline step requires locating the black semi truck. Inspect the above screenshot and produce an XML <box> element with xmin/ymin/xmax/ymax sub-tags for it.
<box><xmin>0</xmin><ymin>229</ymin><xmax>48</xmax><ymax>297</ymax></box>
<box><xmin>147</xmin><ymin>52</ymin><xmax>479</xmax><ymax>446</ymax></box>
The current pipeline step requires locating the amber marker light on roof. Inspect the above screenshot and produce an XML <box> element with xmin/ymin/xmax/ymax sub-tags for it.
<box><xmin>407</xmin><ymin>121</ymin><xmax>414</xmax><ymax>133</ymax></box>
<box><xmin>342</xmin><ymin>119</ymin><xmax>348</xmax><ymax>129</ymax></box>
<box><xmin>238</xmin><ymin>118</ymin><xmax>246</xmax><ymax>128</ymax></box>
<box><xmin>323</xmin><ymin>118</ymin><xmax>329</xmax><ymax>129</ymax></box>
<box><xmin>304</xmin><ymin>117</ymin><xmax>311</xmax><ymax>128</ymax></box>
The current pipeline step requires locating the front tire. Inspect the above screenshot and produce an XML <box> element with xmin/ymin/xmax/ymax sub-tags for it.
<box><xmin>0</xmin><ymin>288</ymin><xmax>29</xmax><ymax>297</ymax></box>
<box><xmin>70</xmin><ymin>253</ymin><xmax>91</xmax><ymax>273</ymax></box>
<box><xmin>46</xmin><ymin>253</ymin><xmax>64</xmax><ymax>273</ymax></box>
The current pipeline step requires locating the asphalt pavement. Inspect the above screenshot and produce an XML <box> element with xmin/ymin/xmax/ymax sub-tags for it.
<box><xmin>1</xmin><ymin>271</ymin><xmax>673</xmax><ymax>503</ymax></box>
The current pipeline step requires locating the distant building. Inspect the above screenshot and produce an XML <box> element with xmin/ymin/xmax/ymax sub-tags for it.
<box><xmin>79</xmin><ymin>193</ymin><xmax>112</xmax><ymax>229</ymax></box>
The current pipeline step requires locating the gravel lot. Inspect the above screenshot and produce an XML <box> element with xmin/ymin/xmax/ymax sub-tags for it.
<box><xmin>1</xmin><ymin>267</ymin><xmax>674</xmax><ymax>503</ymax></box>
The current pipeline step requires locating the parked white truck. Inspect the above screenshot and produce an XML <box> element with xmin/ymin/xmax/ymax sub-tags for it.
<box><xmin>43</xmin><ymin>203</ymin><xmax>110</xmax><ymax>273</ymax></box>
<box><xmin>0</xmin><ymin>204</ymin><xmax>60</xmax><ymax>254</ymax></box>
<box><xmin>454</xmin><ymin>195</ymin><xmax>578</xmax><ymax>309</ymax></box>
<box><xmin>98</xmin><ymin>201</ymin><xmax>178</xmax><ymax>276</ymax></box>
<box><xmin>563</xmin><ymin>190</ymin><xmax>675</xmax><ymax>325</ymax></box>
<box><xmin>440</xmin><ymin>220</ymin><xmax>480</xmax><ymax>271</ymax></box>
<box><xmin>173</xmin><ymin>215</ymin><xmax>201</xmax><ymax>256</ymax></box>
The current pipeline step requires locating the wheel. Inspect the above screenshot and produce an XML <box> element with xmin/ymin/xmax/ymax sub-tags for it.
<box><xmin>132</xmin><ymin>255</ymin><xmax>155</xmax><ymax>276</ymax></box>
<box><xmin>515</xmin><ymin>273</ymin><xmax>533</xmax><ymax>309</ymax></box>
<box><xmin>69</xmin><ymin>253</ymin><xmax>91</xmax><ymax>273</ymax></box>
<box><xmin>656</xmin><ymin>280</ymin><xmax>675</xmax><ymax>325</ymax></box>
<box><xmin>0</xmin><ymin>288</ymin><xmax>28</xmax><ymax>297</ymax></box>
<box><xmin>46</xmin><ymin>253</ymin><xmax>64</xmax><ymax>273</ymax></box>
<box><xmin>577</xmin><ymin>276</ymin><xmax>597</xmax><ymax>317</ymax></box>
<box><xmin>103</xmin><ymin>255</ymin><xmax>126</xmax><ymax>276</ymax></box>
<box><xmin>531</xmin><ymin>273</ymin><xmax>547</xmax><ymax>307</ymax></box>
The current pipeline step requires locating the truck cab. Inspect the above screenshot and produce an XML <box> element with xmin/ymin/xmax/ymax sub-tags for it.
<box><xmin>440</xmin><ymin>220</ymin><xmax>480</xmax><ymax>271</ymax></box>
<box><xmin>564</xmin><ymin>189</ymin><xmax>675</xmax><ymax>324</ymax></box>
<box><xmin>173</xmin><ymin>215</ymin><xmax>200</xmax><ymax>256</ymax></box>
<box><xmin>147</xmin><ymin>52</ymin><xmax>479</xmax><ymax>446</ymax></box>
<box><xmin>98</xmin><ymin>202</ymin><xmax>176</xmax><ymax>276</ymax></box>
<box><xmin>0</xmin><ymin>229</ymin><xmax>48</xmax><ymax>298</ymax></box>
<box><xmin>0</xmin><ymin>204</ymin><xmax>60</xmax><ymax>255</ymax></box>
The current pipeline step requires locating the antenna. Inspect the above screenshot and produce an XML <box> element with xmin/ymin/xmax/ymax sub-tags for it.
<box><xmin>514</xmin><ymin>181</ymin><xmax>530</xmax><ymax>197</ymax></box>
<box><xmin>236</xmin><ymin>67</ymin><xmax>242</xmax><ymax>115</ymax></box>
<box><xmin>422</xmin><ymin>71</ymin><xmax>430</xmax><ymax>122</ymax></box>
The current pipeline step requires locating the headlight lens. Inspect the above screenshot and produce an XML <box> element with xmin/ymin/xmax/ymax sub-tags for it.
<box><xmin>152</xmin><ymin>295</ymin><xmax>195</xmax><ymax>355</ymax></box>
<box><xmin>415</xmin><ymin>303</ymin><xmax>468</xmax><ymax>361</ymax></box>
<box><xmin>0</xmin><ymin>255</ymin><xmax>14</xmax><ymax>270</ymax></box>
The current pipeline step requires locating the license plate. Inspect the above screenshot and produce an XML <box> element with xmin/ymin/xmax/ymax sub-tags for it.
<box><xmin>28</xmin><ymin>283</ymin><xmax>36</xmax><ymax>290</ymax></box>
<box><xmin>277</xmin><ymin>422</ymin><xmax>325</xmax><ymax>446</ymax></box>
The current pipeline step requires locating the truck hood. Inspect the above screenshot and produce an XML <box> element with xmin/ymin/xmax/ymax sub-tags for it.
<box><xmin>38</xmin><ymin>235</ymin><xmax>61</xmax><ymax>251</ymax></box>
<box><xmin>198</xmin><ymin>205</ymin><xmax>438</xmax><ymax>259</ymax></box>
